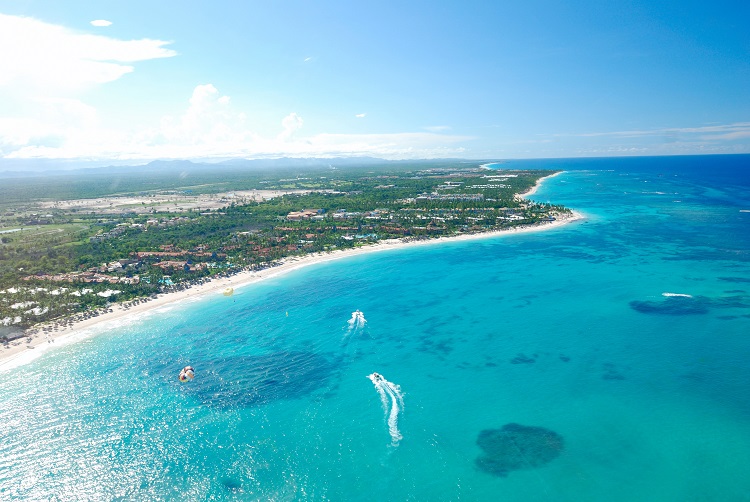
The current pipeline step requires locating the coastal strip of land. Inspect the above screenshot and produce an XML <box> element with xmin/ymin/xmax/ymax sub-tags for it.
<box><xmin>0</xmin><ymin>174</ymin><xmax>583</xmax><ymax>370</ymax></box>
<box><xmin>518</xmin><ymin>170</ymin><xmax>564</xmax><ymax>197</ymax></box>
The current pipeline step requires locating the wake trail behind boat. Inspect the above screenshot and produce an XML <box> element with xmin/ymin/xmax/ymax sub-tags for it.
<box><xmin>367</xmin><ymin>372</ymin><xmax>404</xmax><ymax>446</ymax></box>
<box><xmin>347</xmin><ymin>310</ymin><xmax>366</xmax><ymax>331</ymax></box>
<box><xmin>342</xmin><ymin>310</ymin><xmax>367</xmax><ymax>346</ymax></box>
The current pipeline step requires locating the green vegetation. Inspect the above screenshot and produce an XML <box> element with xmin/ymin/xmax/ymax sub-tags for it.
<box><xmin>0</xmin><ymin>161</ymin><xmax>570</xmax><ymax>333</ymax></box>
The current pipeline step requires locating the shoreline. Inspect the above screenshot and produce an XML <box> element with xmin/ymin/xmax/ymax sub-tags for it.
<box><xmin>0</xmin><ymin>173</ymin><xmax>582</xmax><ymax>371</ymax></box>
<box><xmin>518</xmin><ymin>170</ymin><xmax>564</xmax><ymax>198</ymax></box>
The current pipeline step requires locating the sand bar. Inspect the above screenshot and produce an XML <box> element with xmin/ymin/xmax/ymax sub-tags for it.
<box><xmin>1</xmin><ymin>173</ymin><xmax>583</xmax><ymax>371</ymax></box>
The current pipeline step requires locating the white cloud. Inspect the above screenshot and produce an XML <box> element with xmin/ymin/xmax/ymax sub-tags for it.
<box><xmin>502</xmin><ymin>122</ymin><xmax>750</xmax><ymax>158</ymax></box>
<box><xmin>0</xmin><ymin>15</ymin><xmax>473</xmax><ymax>161</ymax></box>
<box><xmin>298</xmin><ymin>132</ymin><xmax>471</xmax><ymax>158</ymax></box>
<box><xmin>90</xmin><ymin>20</ymin><xmax>112</xmax><ymax>27</ymax></box>
<box><xmin>304</xmin><ymin>57</ymin><xmax>313</xmax><ymax>62</ymax></box>
<box><xmin>0</xmin><ymin>97</ymin><xmax>101</xmax><ymax>155</ymax></box>
<box><xmin>355</xmin><ymin>113</ymin><xmax>366</xmax><ymax>118</ymax></box>
<box><xmin>424</xmin><ymin>125</ymin><xmax>451</xmax><ymax>132</ymax></box>
<box><xmin>704</xmin><ymin>130</ymin><xmax>750</xmax><ymax>141</ymax></box>
<box><xmin>0</xmin><ymin>13</ymin><xmax>175</xmax><ymax>92</ymax></box>
<box><xmin>130</xmin><ymin>84</ymin><xmax>256</xmax><ymax>158</ymax></box>
<box><xmin>278</xmin><ymin>112</ymin><xmax>304</xmax><ymax>140</ymax></box>
<box><xmin>2</xmin><ymin>81</ymin><xmax>474</xmax><ymax>160</ymax></box>
<box><xmin>575</xmin><ymin>122</ymin><xmax>750</xmax><ymax>139</ymax></box>
<box><xmin>0</xmin><ymin>13</ymin><xmax>180</xmax><ymax>159</ymax></box>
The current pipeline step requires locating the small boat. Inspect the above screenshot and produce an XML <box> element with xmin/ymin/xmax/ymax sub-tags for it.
<box><xmin>179</xmin><ymin>366</ymin><xmax>195</xmax><ymax>382</ymax></box>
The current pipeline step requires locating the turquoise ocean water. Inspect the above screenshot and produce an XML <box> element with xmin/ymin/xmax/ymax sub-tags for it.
<box><xmin>1</xmin><ymin>155</ymin><xmax>749</xmax><ymax>501</ymax></box>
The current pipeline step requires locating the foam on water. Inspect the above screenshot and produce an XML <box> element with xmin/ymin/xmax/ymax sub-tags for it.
<box><xmin>346</xmin><ymin>309</ymin><xmax>366</xmax><ymax>331</ymax></box>
<box><xmin>343</xmin><ymin>310</ymin><xmax>367</xmax><ymax>348</ymax></box>
<box><xmin>367</xmin><ymin>372</ymin><xmax>405</xmax><ymax>446</ymax></box>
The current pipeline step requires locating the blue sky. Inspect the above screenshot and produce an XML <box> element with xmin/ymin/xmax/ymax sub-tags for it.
<box><xmin>1</xmin><ymin>0</ymin><xmax>748</xmax><ymax>161</ymax></box>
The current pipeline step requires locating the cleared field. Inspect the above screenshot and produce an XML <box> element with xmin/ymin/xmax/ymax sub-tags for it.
<box><xmin>37</xmin><ymin>189</ymin><xmax>320</xmax><ymax>214</ymax></box>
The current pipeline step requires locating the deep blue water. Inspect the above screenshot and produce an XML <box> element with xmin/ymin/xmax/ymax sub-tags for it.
<box><xmin>1</xmin><ymin>155</ymin><xmax>749</xmax><ymax>500</ymax></box>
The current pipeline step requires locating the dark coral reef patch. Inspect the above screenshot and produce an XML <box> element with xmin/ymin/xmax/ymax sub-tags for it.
<box><xmin>510</xmin><ymin>353</ymin><xmax>536</xmax><ymax>364</ymax></box>
<box><xmin>630</xmin><ymin>294</ymin><xmax>749</xmax><ymax>315</ymax></box>
<box><xmin>181</xmin><ymin>351</ymin><xmax>336</xmax><ymax>409</ymax></box>
<box><xmin>475</xmin><ymin>423</ymin><xmax>564</xmax><ymax>477</ymax></box>
<box><xmin>630</xmin><ymin>295</ymin><xmax>711</xmax><ymax>315</ymax></box>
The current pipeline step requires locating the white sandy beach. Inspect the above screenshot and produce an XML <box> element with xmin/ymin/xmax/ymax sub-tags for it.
<box><xmin>0</xmin><ymin>173</ymin><xmax>583</xmax><ymax>370</ymax></box>
<box><xmin>518</xmin><ymin>170</ymin><xmax>564</xmax><ymax>198</ymax></box>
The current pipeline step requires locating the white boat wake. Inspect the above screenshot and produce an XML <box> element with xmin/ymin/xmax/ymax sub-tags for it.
<box><xmin>344</xmin><ymin>310</ymin><xmax>367</xmax><ymax>340</ymax></box>
<box><xmin>348</xmin><ymin>310</ymin><xmax>366</xmax><ymax>329</ymax></box>
<box><xmin>662</xmin><ymin>292</ymin><xmax>693</xmax><ymax>298</ymax></box>
<box><xmin>367</xmin><ymin>372</ymin><xmax>405</xmax><ymax>446</ymax></box>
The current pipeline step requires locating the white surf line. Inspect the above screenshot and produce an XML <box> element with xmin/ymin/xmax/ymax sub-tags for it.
<box><xmin>367</xmin><ymin>372</ymin><xmax>404</xmax><ymax>446</ymax></box>
<box><xmin>662</xmin><ymin>292</ymin><xmax>693</xmax><ymax>298</ymax></box>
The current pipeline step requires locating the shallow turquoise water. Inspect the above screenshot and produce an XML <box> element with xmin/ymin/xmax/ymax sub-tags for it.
<box><xmin>1</xmin><ymin>155</ymin><xmax>749</xmax><ymax>500</ymax></box>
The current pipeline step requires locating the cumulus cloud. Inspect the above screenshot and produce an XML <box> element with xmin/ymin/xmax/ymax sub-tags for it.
<box><xmin>0</xmin><ymin>96</ymin><xmax>103</xmax><ymax>158</ymax></box>
<box><xmin>0</xmin><ymin>13</ymin><xmax>175</xmax><ymax>92</ymax></box>
<box><xmin>278</xmin><ymin>112</ymin><xmax>304</xmax><ymax>140</ymax></box>
<box><xmin>0</xmin><ymin>15</ymin><xmax>472</xmax><ymax>161</ymax></box>
<box><xmin>355</xmin><ymin>113</ymin><xmax>366</xmax><ymax>118</ymax></box>
<box><xmin>2</xmin><ymin>79</ymin><xmax>473</xmax><ymax>160</ymax></box>
<box><xmin>115</xmin><ymin>84</ymin><xmax>255</xmax><ymax>159</ymax></box>
<box><xmin>0</xmin><ymin>13</ymin><xmax>180</xmax><ymax>159</ymax></box>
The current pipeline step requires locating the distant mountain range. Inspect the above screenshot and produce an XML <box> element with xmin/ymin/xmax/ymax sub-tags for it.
<box><xmin>0</xmin><ymin>156</ymin><xmax>484</xmax><ymax>178</ymax></box>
